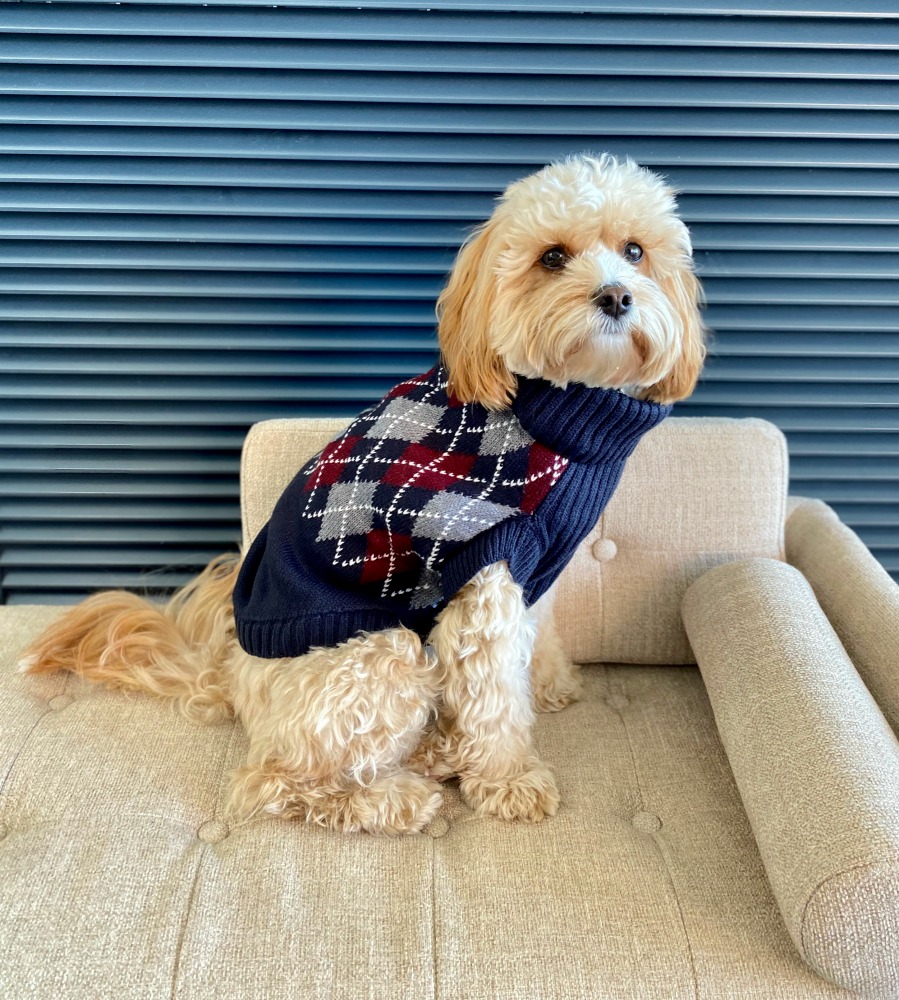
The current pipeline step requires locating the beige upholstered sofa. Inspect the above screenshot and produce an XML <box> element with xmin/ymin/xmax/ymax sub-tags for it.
<box><xmin>3</xmin><ymin>416</ymin><xmax>899</xmax><ymax>999</ymax></box>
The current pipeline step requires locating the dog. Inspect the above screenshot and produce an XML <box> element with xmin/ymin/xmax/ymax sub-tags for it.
<box><xmin>20</xmin><ymin>154</ymin><xmax>705</xmax><ymax>836</ymax></box>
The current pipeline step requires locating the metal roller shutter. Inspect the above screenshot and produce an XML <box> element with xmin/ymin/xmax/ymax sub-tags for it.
<box><xmin>1</xmin><ymin>0</ymin><xmax>897</xmax><ymax>603</ymax></box>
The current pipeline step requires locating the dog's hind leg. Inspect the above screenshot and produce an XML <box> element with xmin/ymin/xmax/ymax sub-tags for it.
<box><xmin>428</xmin><ymin>561</ymin><xmax>560</xmax><ymax>823</ymax></box>
<box><xmin>226</xmin><ymin>627</ymin><xmax>443</xmax><ymax>835</ymax></box>
<box><xmin>530</xmin><ymin>587</ymin><xmax>582</xmax><ymax>713</ymax></box>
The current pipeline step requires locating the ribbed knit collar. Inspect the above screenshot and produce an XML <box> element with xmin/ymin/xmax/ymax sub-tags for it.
<box><xmin>510</xmin><ymin>374</ymin><xmax>672</xmax><ymax>465</ymax></box>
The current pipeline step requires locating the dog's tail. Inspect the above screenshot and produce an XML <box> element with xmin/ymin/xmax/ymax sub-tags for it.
<box><xmin>19</xmin><ymin>553</ymin><xmax>240</xmax><ymax>724</ymax></box>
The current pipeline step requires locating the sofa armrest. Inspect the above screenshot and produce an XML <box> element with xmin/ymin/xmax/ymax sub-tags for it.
<box><xmin>786</xmin><ymin>496</ymin><xmax>899</xmax><ymax>731</ymax></box>
<box><xmin>682</xmin><ymin>558</ymin><xmax>899</xmax><ymax>998</ymax></box>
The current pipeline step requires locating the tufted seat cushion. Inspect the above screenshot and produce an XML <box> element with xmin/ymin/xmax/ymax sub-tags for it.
<box><xmin>1</xmin><ymin>604</ymin><xmax>853</xmax><ymax>1000</ymax></box>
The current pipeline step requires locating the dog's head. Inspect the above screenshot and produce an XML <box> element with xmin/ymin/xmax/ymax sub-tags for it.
<box><xmin>437</xmin><ymin>153</ymin><xmax>706</xmax><ymax>409</ymax></box>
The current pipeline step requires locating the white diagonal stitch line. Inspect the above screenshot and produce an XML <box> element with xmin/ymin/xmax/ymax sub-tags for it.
<box><xmin>367</xmin><ymin>377</ymin><xmax>451</xmax><ymax>591</ymax></box>
<box><xmin>300</xmin><ymin>402</ymin><xmax>380</xmax><ymax>515</ymax></box>
<box><xmin>380</xmin><ymin>388</ymin><xmax>470</xmax><ymax>598</ymax></box>
<box><xmin>328</xmin><ymin>374</ymin><xmax>445</xmax><ymax>569</ymax></box>
<box><xmin>327</xmin><ymin>371</ymin><xmax>448</xmax><ymax>585</ymax></box>
<box><xmin>301</xmin><ymin>407</ymin><xmax>381</xmax><ymax>555</ymax></box>
<box><xmin>423</xmin><ymin>412</ymin><xmax>523</xmax><ymax>575</ymax></box>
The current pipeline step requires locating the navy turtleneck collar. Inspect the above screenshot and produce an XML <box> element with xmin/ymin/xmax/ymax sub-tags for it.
<box><xmin>510</xmin><ymin>374</ymin><xmax>672</xmax><ymax>465</ymax></box>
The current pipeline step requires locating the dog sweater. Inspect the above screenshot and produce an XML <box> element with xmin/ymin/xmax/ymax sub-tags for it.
<box><xmin>233</xmin><ymin>364</ymin><xmax>671</xmax><ymax>659</ymax></box>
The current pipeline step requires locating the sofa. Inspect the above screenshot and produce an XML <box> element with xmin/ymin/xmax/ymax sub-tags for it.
<box><xmin>2</xmin><ymin>415</ymin><xmax>899</xmax><ymax>999</ymax></box>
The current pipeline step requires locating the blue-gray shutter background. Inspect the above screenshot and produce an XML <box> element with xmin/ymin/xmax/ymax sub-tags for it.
<box><xmin>1</xmin><ymin>0</ymin><xmax>897</xmax><ymax>603</ymax></box>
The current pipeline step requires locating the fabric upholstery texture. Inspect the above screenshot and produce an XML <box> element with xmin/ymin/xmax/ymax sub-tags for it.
<box><xmin>241</xmin><ymin>416</ymin><xmax>789</xmax><ymax>666</ymax></box>
<box><xmin>1</xmin><ymin>604</ymin><xmax>853</xmax><ymax>1000</ymax></box>
<box><xmin>683</xmin><ymin>558</ymin><xmax>899</xmax><ymax>999</ymax></box>
<box><xmin>786</xmin><ymin>496</ymin><xmax>899</xmax><ymax>733</ymax></box>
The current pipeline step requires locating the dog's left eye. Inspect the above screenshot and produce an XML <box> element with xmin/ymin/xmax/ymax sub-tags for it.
<box><xmin>623</xmin><ymin>242</ymin><xmax>644</xmax><ymax>263</ymax></box>
<box><xmin>540</xmin><ymin>246</ymin><xmax>569</xmax><ymax>270</ymax></box>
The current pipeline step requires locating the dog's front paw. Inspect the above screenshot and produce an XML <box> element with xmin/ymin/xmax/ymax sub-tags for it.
<box><xmin>461</xmin><ymin>763</ymin><xmax>560</xmax><ymax>823</ymax></box>
<box><xmin>533</xmin><ymin>660</ymin><xmax>583</xmax><ymax>713</ymax></box>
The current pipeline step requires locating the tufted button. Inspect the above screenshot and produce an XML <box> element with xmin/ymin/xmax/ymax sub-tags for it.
<box><xmin>632</xmin><ymin>811</ymin><xmax>662</xmax><ymax>833</ymax></box>
<box><xmin>422</xmin><ymin>816</ymin><xmax>450</xmax><ymax>839</ymax></box>
<box><xmin>591</xmin><ymin>538</ymin><xmax>618</xmax><ymax>562</ymax></box>
<box><xmin>197</xmin><ymin>819</ymin><xmax>229</xmax><ymax>844</ymax></box>
<box><xmin>606</xmin><ymin>693</ymin><xmax>630</xmax><ymax>711</ymax></box>
<box><xmin>0</xmin><ymin>821</ymin><xmax>8</xmax><ymax>841</ymax></box>
<box><xmin>48</xmin><ymin>695</ymin><xmax>73</xmax><ymax>711</ymax></box>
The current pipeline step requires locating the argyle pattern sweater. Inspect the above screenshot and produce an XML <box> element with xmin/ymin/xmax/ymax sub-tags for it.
<box><xmin>233</xmin><ymin>365</ymin><xmax>671</xmax><ymax>659</ymax></box>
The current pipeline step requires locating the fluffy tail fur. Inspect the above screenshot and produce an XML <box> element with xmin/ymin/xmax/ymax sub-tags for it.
<box><xmin>19</xmin><ymin>553</ymin><xmax>240</xmax><ymax>724</ymax></box>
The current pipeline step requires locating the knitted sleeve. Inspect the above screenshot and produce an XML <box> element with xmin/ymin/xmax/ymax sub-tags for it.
<box><xmin>438</xmin><ymin>515</ymin><xmax>546</xmax><ymax>603</ymax></box>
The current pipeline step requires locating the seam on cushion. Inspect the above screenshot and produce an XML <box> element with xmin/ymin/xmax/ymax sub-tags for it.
<box><xmin>0</xmin><ymin>671</ymin><xmax>72</xmax><ymax>800</ymax></box>
<box><xmin>169</xmin><ymin>852</ymin><xmax>204</xmax><ymax>1000</ymax></box>
<box><xmin>169</xmin><ymin>720</ymin><xmax>239</xmax><ymax>999</ymax></box>
<box><xmin>239</xmin><ymin>425</ymin><xmax>260</xmax><ymax>547</ymax></box>
<box><xmin>612</xmin><ymin>671</ymin><xmax>701</xmax><ymax>1000</ymax></box>
<box><xmin>775</xmin><ymin>425</ymin><xmax>788</xmax><ymax>562</ymax></box>
<box><xmin>798</xmin><ymin>853</ymin><xmax>899</xmax><ymax>964</ymax></box>
<box><xmin>430</xmin><ymin>838</ymin><xmax>438</xmax><ymax>1000</ymax></box>
<box><xmin>598</xmin><ymin>512</ymin><xmax>606</xmax><ymax>663</ymax></box>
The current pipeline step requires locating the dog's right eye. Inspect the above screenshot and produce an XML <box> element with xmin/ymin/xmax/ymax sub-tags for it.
<box><xmin>540</xmin><ymin>246</ymin><xmax>568</xmax><ymax>270</ymax></box>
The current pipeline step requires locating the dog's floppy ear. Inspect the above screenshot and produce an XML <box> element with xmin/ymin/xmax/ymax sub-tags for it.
<box><xmin>437</xmin><ymin>220</ymin><xmax>516</xmax><ymax>410</ymax></box>
<box><xmin>645</xmin><ymin>264</ymin><xmax>706</xmax><ymax>404</ymax></box>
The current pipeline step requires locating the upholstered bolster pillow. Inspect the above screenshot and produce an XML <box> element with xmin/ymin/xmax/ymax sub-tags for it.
<box><xmin>682</xmin><ymin>558</ymin><xmax>899</xmax><ymax>999</ymax></box>
<box><xmin>786</xmin><ymin>496</ymin><xmax>899</xmax><ymax>733</ymax></box>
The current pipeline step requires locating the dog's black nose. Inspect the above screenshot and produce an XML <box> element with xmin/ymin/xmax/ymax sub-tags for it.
<box><xmin>594</xmin><ymin>285</ymin><xmax>633</xmax><ymax>320</ymax></box>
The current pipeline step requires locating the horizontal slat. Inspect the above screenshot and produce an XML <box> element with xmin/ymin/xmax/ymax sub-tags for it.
<box><xmin>3</xmin><ymin>97</ymin><xmax>898</xmax><ymax>136</ymax></box>
<box><xmin>2</xmin><ymin>300</ymin><xmax>897</xmax><ymax>332</ymax></box>
<box><xmin>5</xmin><ymin>126</ymin><xmax>897</xmax><ymax>167</ymax></box>
<box><xmin>1</xmin><ymin>5</ymin><xmax>896</xmax><ymax>44</ymax></box>
<box><xmin>2</xmin><ymin>569</ymin><xmax>200</xmax><ymax>590</ymax></box>
<box><xmin>854</xmin><ymin>527</ymin><xmax>899</xmax><ymax>547</ymax></box>
<box><xmin>0</xmin><ymin>157</ymin><xmax>897</xmax><ymax>197</ymax></box>
<box><xmin>826</xmin><ymin>502</ymin><xmax>899</xmax><ymax>525</ymax></box>
<box><xmin>0</xmin><ymin>268</ymin><xmax>441</xmax><ymax>298</ymax></box>
<box><xmin>790</xmin><ymin>455</ymin><xmax>899</xmax><ymax>479</ymax></box>
<box><xmin>1</xmin><ymin>546</ymin><xmax>230</xmax><ymax>567</ymax></box>
<box><xmin>2</xmin><ymin>67</ymin><xmax>898</xmax><ymax>110</ymax></box>
<box><xmin>784</xmin><ymin>480</ymin><xmax>899</xmax><ymax>501</ymax></box>
<box><xmin>5</xmin><ymin>592</ymin><xmax>171</xmax><ymax>606</ymax></box>
<box><xmin>1</xmin><ymin>449</ymin><xmax>239</xmax><ymax>474</ymax></box>
<box><xmin>0</xmin><ymin>474</ymin><xmax>239</xmax><ymax>497</ymax></box>
<box><xmin>1</xmin><ymin>184</ymin><xmax>897</xmax><ymax>224</ymax></box>
<box><xmin>0</xmin><ymin>424</ymin><xmax>246</xmax><ymax>448</ymax></box>
<box><xmin>2</xmin><ymin>271</ymin><xmax>897</xmax><ymax>308</ymax></box>
<box><xmin>0</xmin><ymin>497</ymin><xmax>238</xmax><ymax>520</ymax></box>
<box><xmin>0</xmin><ymin>323</ymin><xmax>437</xmax><ymax>349</ymax></box>
<box><xmin>0</xmin><ymin>523</ymin><xmax>238</xmax><ymax>543</ymax></box>
<box><xmin>1</xmin><ymin>215</ymin><xmax>896</xmax><ymax>250</ymax></box>
<box><xmin>786</xmin><ymin>432</ymin><xmax>899</xmax><ymax>455</ymax></box>
<box><xmin>0</xmin><ymin>243</ymin><xmax>895</xmax><ymax>280</ymax></box>
<box><xmin>2</xmin><ymin>36</ymin><xmax>898</xmax><ymax>79</ymax></box>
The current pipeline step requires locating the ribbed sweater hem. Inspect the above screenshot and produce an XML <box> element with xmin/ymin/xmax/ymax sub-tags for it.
<box><xmin>236</xmin><ymin>607</ymin><xmax>439</xmax><ymax>659</ymax></box>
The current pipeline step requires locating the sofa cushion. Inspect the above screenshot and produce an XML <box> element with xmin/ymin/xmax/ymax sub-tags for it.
<box><xmin>241</xmin><ymin>416</ymin><xmax>788</xmax><ymax>665</ymax></box>
<box><xmin>1</xmin><ymin>606</ymin><xmax>846</xmax><ymax>999</ymax></box>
